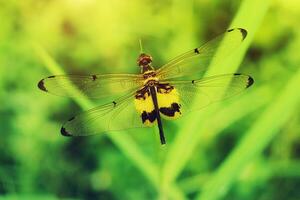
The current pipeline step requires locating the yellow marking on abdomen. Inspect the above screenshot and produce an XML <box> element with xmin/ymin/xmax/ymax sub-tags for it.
<box><xmin>134</xmin><ymin>92</ymin><xmax>156</xmax><ymax>126</ymax></box>
<box><xmin>157</xmin><ymin>88</ymin><xmax>182</xmax><ymax>120</ymax></box>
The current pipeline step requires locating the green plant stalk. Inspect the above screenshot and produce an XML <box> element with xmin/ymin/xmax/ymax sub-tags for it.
<box><xmin>33</xmin><ymin>44</ymin><xmax>186</xmax><ymax>200</ymax></box>
<box><xmin>197</xmin><ymin>66</ymin><xmax>300</xmax><ymax>200</ymax></box>
<box><xmin>268</xmin><ymin>161</ymin><xmax>300</xmax><ymax>178</ymax></box>
<box><xmin>179</xmin><ymin>160</ymin><xmax>300</xmax><ymax>195</ymax></box>
<box><xmin>161</xmin><ymin>85</ymin><xmax>270</xmax><ymax>187</ymax></box>
<box><xmin>178</xmin><ymin>173</ymin><xmax>211</xmax><ymax>194</ymax></box>
<box><xmin>161</xmin><ymin>0</ymin><xmax>270</xmax><ymax>189</ymax></box>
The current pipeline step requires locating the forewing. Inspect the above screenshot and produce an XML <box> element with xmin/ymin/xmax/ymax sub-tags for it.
<box><xmin>165</xmin><ymin>74</ymin><xmax>253</xmax><ymax>113</ymax></box>
<box><xmin>38</xmin><ymin>74</ymin><xmax>144</xmax><ymax>99</ymax></box>
<box><xmin>156</xmin><ymin>28</ymin><xmax>247</xmax><ymax>80</ymax></box>
<box><xmin>61</xmin><ymin>93</ymin><xmax>146</xmax><ymax>136</ymax></box>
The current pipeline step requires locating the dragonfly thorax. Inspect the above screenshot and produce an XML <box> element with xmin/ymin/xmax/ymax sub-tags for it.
<box><xmin>145</xmin><ymin>79</ymin><xmax>158</xmax><ymax>87</ymax></box>
<box><xmin>143</xmin><ymin>71</ymin><xmax>156</xmax><ymax>79</ymax></box>
<box><xmin>143</xmin><ymin>71</ymin><xmax>159</xmax><ymax>86</ymax></box>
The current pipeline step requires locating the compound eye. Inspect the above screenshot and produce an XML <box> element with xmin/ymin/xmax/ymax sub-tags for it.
<box><xmin>137</xmin><ymin>54</ymin><xmax>152</xmax><ymax>66</ymax></box>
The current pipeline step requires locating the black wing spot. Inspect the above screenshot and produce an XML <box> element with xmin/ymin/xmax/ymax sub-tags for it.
<box><xmin>112</xmin><ymin>101</ymin><xmax>117</xmax><ymax>107</ymax></box>
<box><xmin>68</xmin><ymin>116</ymin><xmax>75</xmax><ymax>121</ymax></box>
<box><xmin>194</xmin><ymin>48</ymin><xmax>200</xmax><ymax>54</ymax></box>
<box><xmin>192</xmin><ymin>80</ymin><xmax>195</xmax><ymax>84</ymax></box>
<box><xmin>227</xmin><ymin>28</ymin><xmax>234</xmax><ymax>32</ymax></box>
<box><xmin>61</xmin><ymin>127</ymin><xmax>72</xmax><ymax>136</ymax></box>
<box><xmin>141</xmin><ymin>110</ymin><xmax>156</xmax><ymax>123</ymax></box>
<box><xmin>92</xmin><ymin>75</ymin><xmax>97</xmax><ymax>81</ymax></box>
<box><xmin>234</xmin><ymin>73</ymin><xmax>241</xmax><ymax>75</ymax></box>
<box><xmin>160</xmin><ymin>103</ymin><xmax>181</xmax><ymax>117</ymax></box>
<box><xmin>38</xmin><ymin>79</ymin><xmax>47</xmax><ymax>92</ymax></box>
<box><xmin>238</xmin><ymin>28</ymin><xmax>247</xmax><ymax>40</ymax></box>
<box><xmin>48</xmin><ymin>75</ymin><xmax>55</xmax><ymax>78</ymax></box>
<box><xmin>246</xmin><ymin>76</ymin><xmax>254</xmax><ymax>88</ymax></box>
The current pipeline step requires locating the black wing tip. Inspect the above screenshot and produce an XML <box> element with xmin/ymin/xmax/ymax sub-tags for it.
<box><xmin>61</xmin><ymin>116</ymin><xmax>76</xmax><ymax>136</ymax></box>
<box><xmin>233</xmin><ymin>73</ymin><xmax>254</xmax><ymax>88</ymax></box>
<box><xmin>246</xmin><ymin>76</ymin><xmax>254</xmax><ymax>88</ymax></box>
<box><xmin>227</xmin><ymin>28</ymin><xmax>248</xmax><ymax>40</ymax></box>
<box><xmin>37</xmin><ymin>79</ymin><xmax>47</xmax><ymax>92</ymax></box>
<box><xmin>38</xmin><ymin>75</ymin><xmax>56</xmax><ymax>92</ymax></box>
<box><xmin>238</xmin><ymin>28</ymin><xmax>247</xmax><ymax>40</ymax></box>
<box><xmin>61</xmin><ymin>127</ymin><xmax>72</xmax><ymax>136</ymax></box>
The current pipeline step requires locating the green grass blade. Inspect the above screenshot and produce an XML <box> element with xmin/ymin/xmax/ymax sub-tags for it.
<box><xmin>161</xmin><ymin>0</ymin><xmax>271</xmax><ymax>190</ymax></box>
<box><xmin>197</xmin><ymin>67</ymin><xmax>300</xmax><ymax>200</ymax></box>
<box><xmin>162</xmin><ymin>85</ymin><xmax>270</xmax><ymax>188</ymax></box>
<box><xmin>34</xmin><ymin>44</ymin><xmax>159</xmax><ymax>185</ymax></box>
<box><xmin>33</xmin><ymin>43</ymin><xmax>186</xmax><ymax>199</ymax></box>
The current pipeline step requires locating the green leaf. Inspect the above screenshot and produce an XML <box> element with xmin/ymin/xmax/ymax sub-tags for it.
<box><xmin>197</xmin><ymin>55</ymin><xmax>300</xmax><ymax>200</ymax></box>
<box><xmin>161</xmin><ymin>0</ymin><xmax>271</xmax><ymax>194</ymax></box>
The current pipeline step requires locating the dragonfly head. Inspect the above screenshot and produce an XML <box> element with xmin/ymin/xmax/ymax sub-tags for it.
<box><xmin>137</xmin><ymin>53</ymin><xmax>154</xmax><ymax>73</ymax></box>
<box><xmin>137</xmin><ymin>53</ymin><xmax>153</xmax><ymax>67</ymax></box>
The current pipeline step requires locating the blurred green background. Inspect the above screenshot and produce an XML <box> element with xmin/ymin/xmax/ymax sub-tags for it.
<box><xmin>1</xmin><ymin>0</ymin><xmax>300</xmax><ymax>199</ymax></box>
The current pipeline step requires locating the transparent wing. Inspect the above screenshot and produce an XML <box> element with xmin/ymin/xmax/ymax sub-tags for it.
<box><xmin>60</xmin><ymin>92</ymin><xmax>147</xmax><ymax>136</ymax></box>
<box><xmin>38</xmin><ymin>74</ymin><xmax>144</xmax><ymax>99</ymax></box>
<box><xmin>164</xmin><ymin>73</ymin><xmax>253</xmax><ymax>114</ymax></box>
<box><xmin>156</xmin><ymin>28</ymin><xmax>247</xmax><ymax>80</ymax></box>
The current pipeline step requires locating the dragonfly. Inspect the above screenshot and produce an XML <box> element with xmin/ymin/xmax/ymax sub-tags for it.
<box><xmin>38</xmin><ymin>28</ymin><xmax>253</xmax><ymax>145</ymax></box>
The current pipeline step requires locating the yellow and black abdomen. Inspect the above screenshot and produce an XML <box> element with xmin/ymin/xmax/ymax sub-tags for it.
<box><xmin>134</xmin><ymin>83</ymin><xmax>182</xmax><ymax>126</ymax></box>
<box><xmin>156</xmin><ymin>84</ymin><xmax>182</xmax><ymax>119</ymax></box>
<box><xmin>134</xmin><ymin>88</ymin><xmax>156</xmax><ymax>126</ymax></box>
